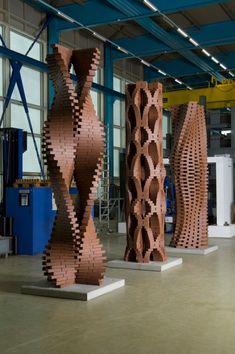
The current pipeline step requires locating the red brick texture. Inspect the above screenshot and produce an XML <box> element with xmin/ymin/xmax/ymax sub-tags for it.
<box><xmin>125</xmin><ymin>81</ymin><xmax>167</xmax><ymax>263</ymax></box>
<box><xmin>42</xmin><ymin>45</ymin><xmax>106</xmax><ymax>288</ymax></box>
<box><xmin>170</xmin><ymin>102</ymin><xmax>208</xmax><ymax>248</ymax></box>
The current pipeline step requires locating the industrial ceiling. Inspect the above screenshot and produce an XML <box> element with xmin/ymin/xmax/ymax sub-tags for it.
<box><xmin>30</xmin><ymin>0</ymin><xmax>235</xmax><ymax>90</ymax></box>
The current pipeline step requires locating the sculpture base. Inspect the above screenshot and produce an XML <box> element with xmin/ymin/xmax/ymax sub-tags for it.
<box><xmin>166</xmin><ymin>245</ymin><xmax>218</xmax><ymax>255</ymax></box>
<box><xmin>208</xmin><ymin>224</ymin><xmax>235</xmax><ymax>238</ymax></box>
<box><xmin>21</xmin><ymin>277</ymin><xmax>125</xmax><ymax>301</ymax></box>
<box><xmin>107</xmin><ymin>257</ymin><xmax>182</xmax><ymax>272</ymax></box>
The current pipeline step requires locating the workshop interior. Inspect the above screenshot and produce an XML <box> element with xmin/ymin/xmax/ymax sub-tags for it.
<box><xmin>0</xmin><ymin>1</ymin><xmax>235</xmax><ymax>354</ymax></box>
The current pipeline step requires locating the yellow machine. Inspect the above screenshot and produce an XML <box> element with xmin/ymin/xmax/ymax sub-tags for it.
<box><xmin>163</xmin><ymin>80</ymin><xmax>235</xmax><ymax>110</ymax></box>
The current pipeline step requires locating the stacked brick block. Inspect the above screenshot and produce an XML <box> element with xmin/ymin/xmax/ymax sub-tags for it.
<box><xmin>125</xmin><ymin>81</ymin><xmax>167</xmax><ymax>263</ymax></box>
<box><xmin>170</xmin><ymin>102</ymin><xmax>208</xmax><ymax>248</ymax></box>
<box><xmin>42</xmin><ymin>45</ymin><xmax>105</xmax><ymax>288</ymax></box>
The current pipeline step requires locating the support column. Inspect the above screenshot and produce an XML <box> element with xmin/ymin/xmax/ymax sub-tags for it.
<box><xmin>104</xmin><ymin>44</ymin><xmax>115</xmax><ymax>178</ymax></box>
<box><xmin>47</xmin><ymin>17</ymin><xmax>59</xmax><ymax>109</ymax></box>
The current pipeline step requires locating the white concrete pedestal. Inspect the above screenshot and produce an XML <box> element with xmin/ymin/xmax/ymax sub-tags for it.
<box><xmin>107</xmin><ymin>257</ymin><xmax>182</xmax><ymax>272</ymax></box>
<box><xmin>208</xmin><ymin>225</ymin><xmax>235</xmax><ymax>238</ymax></box>
<box><xmin>166</xmin><ymin>245</ymin><xmax>218</xmax><ymax>255</ymax></box>
<box><xmin>21</xmin><ymin>277</ymin><xmax>125</xmax><ymax>301</ymax></box>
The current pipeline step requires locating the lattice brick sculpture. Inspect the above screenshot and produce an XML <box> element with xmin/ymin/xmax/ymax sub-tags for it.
<box><xmin>170</xmin><ymin>102</ymin><xmax>208</xmax><ymax>248</ymax></box>
<box><xmin>125</xmin><ymin>81</ymin><xmax>167</xmax><ymax>263</ymax></box>
<box><xmin>42</xmin><ymin>45</ymin><xmax>106</xmax><ymax>287</ymax></box>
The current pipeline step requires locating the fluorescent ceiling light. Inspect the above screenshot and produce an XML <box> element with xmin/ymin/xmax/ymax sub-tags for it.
<box><xmin>211</xmin><ymin>56</ymin><xmax>219</xmax><ymax>64</ymax></box>
<box><xmin>57</xmin><ymin>11</ymin><xmax>76</xmax><ymax>23</ymax></box>
<box><xmin>202</xmin><ymin>49</ymin><xmax>210</xmax><ymax>57</ymax></box>
<box><xmin>177</xmin><ymin>28</ymin><xmax>188</xmax><ymax>38</ymax></box>
<box><xmin>141</xmin><ymin>60</ymin><xmax>150</xmax><ymax>67</ymax></box>
<box><xmin>158</xmin><ymin>69</ymin><xmax>167</xmax><ymax>76</ymax></box>
<box><xmin>175</xmin><ymin>79</ymin><xmax>183</xmax><ymax>84</ymax></box>
<box><xmin>93</xmin><ymin>32</ymin><xmax>106</xmax><ymax>42</ymax></box>
<box><xmin>143</xmin><ymin>0</ymin><xmax>158</xmax><ymax>12</ymax></box>
<box><xmin>187</xmin><ymin>86</ymin><xmax>193</xmax><ymax>90</ymax></box>
<box><xmin>220</xmin><ymin>63</ymin><xmax>227</xmax><ymax>70</ymax></box>
<box><xmin>117</xmin><ymin>46</ymin><xmax>129</xmax><ymax>54</ymax></box>
<box><xmin>189</xmin><ymin>37</ymin><xmax>199</xmax><ymax>47</ymax></box>
<box><xmin>229</xmin><ymin>71</ymin><xmax>235</xmax><ymax>77</ymax></box>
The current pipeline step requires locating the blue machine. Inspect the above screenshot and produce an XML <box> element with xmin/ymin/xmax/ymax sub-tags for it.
<box><xmin>5</xmin><ymin>187</ymin><xmax>93</xmax><ymax>255</ymax></box>
<box><xmin>0</xmin><ymin>128</ymin><xmax>27</xmax><ymax>209</ymax></box>
<box><xmin>0</xmin><ymin>128</ymin><xmax>27</xmax><ymax>237</ymax></box>
<box><xmin>6</xmin><ymin>187</ymin><xmax>55</xmax><ymax>255</ymax></box>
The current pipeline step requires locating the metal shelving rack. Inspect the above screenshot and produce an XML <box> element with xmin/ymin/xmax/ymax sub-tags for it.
<box><xmin>98</xmin><ymin>125</ymin><xmax>111</xmax><ymax>233</ymax></box>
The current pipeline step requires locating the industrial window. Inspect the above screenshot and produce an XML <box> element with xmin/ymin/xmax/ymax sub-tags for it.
<box><xmin>113</xmin><ymin>149</ymin><xmax>120</xmax><ymax>178</ymax></box>
<box><xmin>11</xmin><ymin>104</ymin><xmax>41</xmax><ymax>134</ymax></box>
<box><xmin>24</xmin><ymin>137</ymin><xmax>41</xmax><ymax>173</ymax></box>
<box><xmin>163</xmin><ymin>113</ymin><xmax>168</xmax><ymax>149</ymax></box>
<box><xmin>113</xmin><ymin>100</ymin><xmax>121</xmax><ymax>126</ymax></box>
<box><xmin>8</xmin><ymin>29</ymin><xmax>46</xmax><ymax>175</ymax></box>
<box><xmin>113</xmin><ymin>75</ymin><xmax>126</xmax><ymax>178</ymax></box>
<box><xmin>0</xmin><ymin>101</ymin><xmax>2</xmax><ymax>127</ymax></box>
<box><xmin>10</xmin><ymin>31</ymin><xmax>41</xmax><ymax>60</ymax></box>
<box><xmin>113</xmin><ymin>127</ymin><xmax>121</xmax><ymax>148</ymax></box>
<box><xmin>91</xmin><ymin>68</ymin><xmax>104</xmax><ymax>122</ymax></box>
<box><xmin>0</xmin><ymin>58</ymin><xmax>2</xmax><ymax>97</ymax></box>
<box><xmin>12</xmin><ymin>67</ymin><xmax>41</xmax><ymax>106</ymax></box>
<box><xmin>91</xmin><ymin>69</ymin><xmax>99</xmax><ymax>116</ymax></box>
<box><xmin>71</xmin><ymin>64</ymin><xmax>103</xmax><ymax>122</ymax></box>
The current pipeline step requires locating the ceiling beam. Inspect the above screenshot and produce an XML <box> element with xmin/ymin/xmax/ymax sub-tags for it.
<box><xmin>112</xmin><ymin>20</ymin><xmax>235</xmax><ymax>59</ymax></box>
<box><xmin>105</xmin><ymin>0</ymin><xmax>225</xmax><ymax>82</ymax></box>
<box><xmin>54</xmin><ymin>0</ymin><xmax>231</xmax><ymax>30</ymax></box>
<box><xmin>146</xmin><ymin>51</ymin><xmax>235</xmax><ymax>80</ymax></box>
<box><xmin>141</xmin><ymin>0</ymin><xmax>232</xmax><ymax>14</ymax></box>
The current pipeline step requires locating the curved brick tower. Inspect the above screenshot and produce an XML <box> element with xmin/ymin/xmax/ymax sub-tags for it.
<box><xmin>170</xmin><ymin>102</ymin><xmax>208</xmax><ymax>248</ymax></box>
<box><xmin>72</xmin><ymin>48</ymin><xmax>106</xmax><ymax>285</ymax></box>
<box><xmin>125</xmin><ymin>81</ymin><xmax>167</xmax><ymax>263</ymax></box>
<box><xmin>42</xmin><ymin>45</ymin><xmax>105</xmax><ymax>287</ymax></box>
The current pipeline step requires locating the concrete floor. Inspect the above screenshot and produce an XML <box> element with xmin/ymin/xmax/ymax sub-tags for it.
<box><xmin>1</xmin><ymin>235</ymin><xmax>235</xmax><ymax>354</ymax></box>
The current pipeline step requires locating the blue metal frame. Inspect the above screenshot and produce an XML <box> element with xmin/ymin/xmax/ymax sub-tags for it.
<box><xmin>0</xmin><ymin>44</ymin><xmax>124</xmax><ymax>99</ymax></box>
<box><xmin>105</xmin><ymin>0</ymin><xmax>225</xmax><ymax>82</ymax></box>
<box><xmin>104</xmin><ymin>45</ymin><xmax>115</xmax><ymax>178</ymax></box>
<box><xmin>51</xmin><ymin>0</ymin><xmax>230</xmax><ymax>31</ymax></box>
<box><xmin>26</xmin><ymin>0</ymin><xmax>235</xmax><ymax>176</ymax></box>
<box><xmin>47</xmin><ymin>17</ymin><xmax>59</xmax><ymax>108</ymax></box>
<box><xmin>145</xmin><ymin>50</ymin><xmax>235</xmax><ymax>83</ymax></box>
<box><xmin>27</xmin><ymin>0</ymin><xmax>234</xmax><ymax>84</ymax></box>
<box><xmin>0</xmin><ymin>15</ymin><xmax>51</xmax><ymax>178</ymax></box>
<box><xmin>28</xmin><ymin>0</ymin><xmax>228</xmax><ymax>82</ymax></box>
<box><xmin>0</xmin><ymin>46</ymin><xmax>47</xmax><ymax>71</ymax></box>
<box><xmin>112</xmin><ymin>20</ymin><xmax>235</xmax><ymax>60</ymax></box>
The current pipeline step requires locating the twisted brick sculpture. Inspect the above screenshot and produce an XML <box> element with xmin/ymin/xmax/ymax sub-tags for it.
<box><xmin>125</xmin><ymin>81</ymin><xmax>167</xmax><ymax>263</ymax></box>
<box><xmin>42</xmin><ymin>45</ymin><xmax>106</xmax><ymax>287</ymax></box>
<box><xmin>170</xmin><ymin>102</ymin><xmax>208</xmax><ymax>248</ymax></box>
